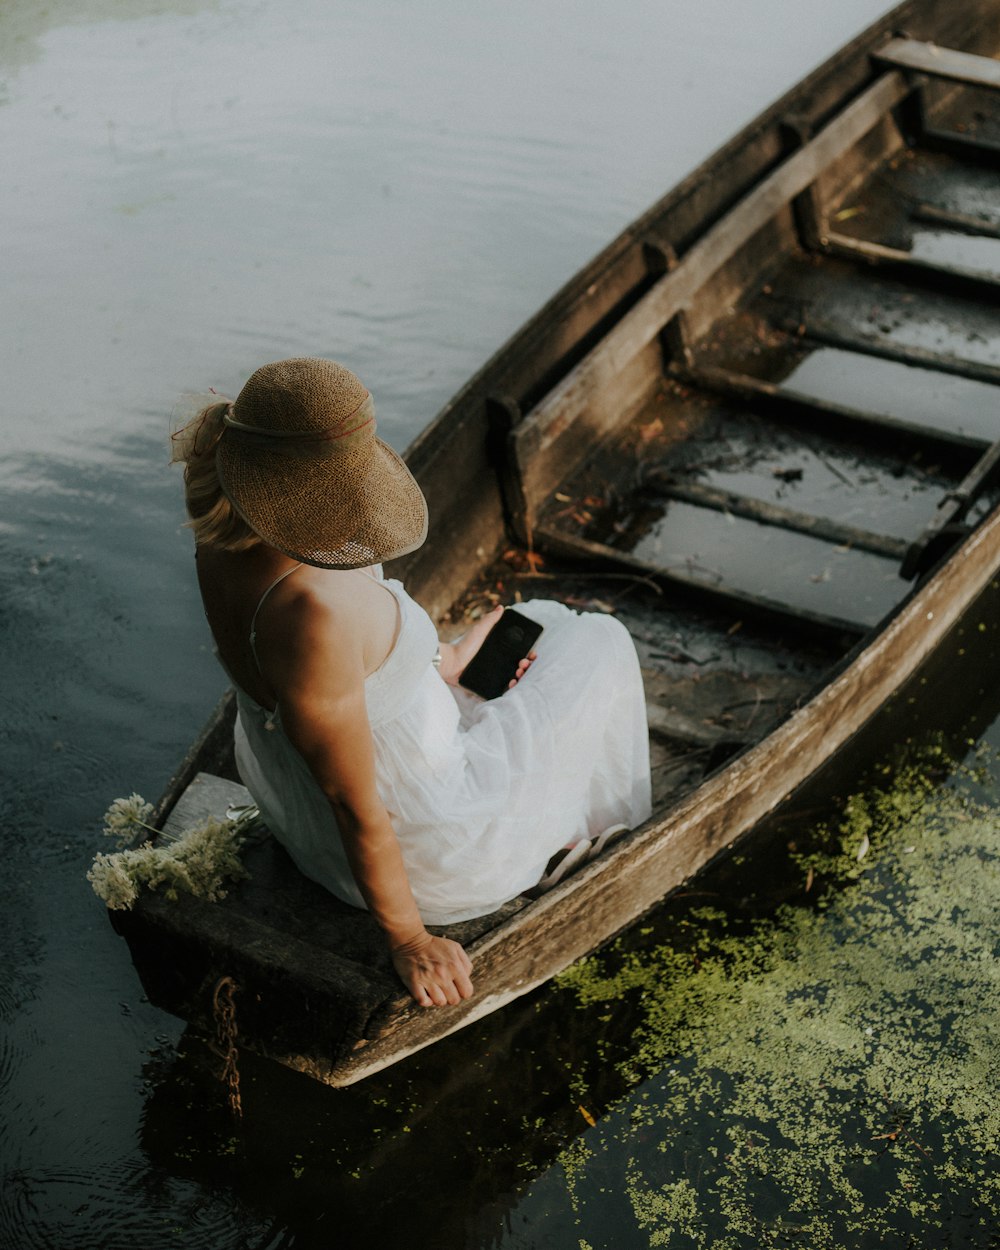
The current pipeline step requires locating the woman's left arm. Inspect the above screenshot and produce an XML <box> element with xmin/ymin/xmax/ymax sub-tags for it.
<box><xmin>436</xmin><ymin>603</ymin><xmax>536</xmax><ymax>689</ymax></box>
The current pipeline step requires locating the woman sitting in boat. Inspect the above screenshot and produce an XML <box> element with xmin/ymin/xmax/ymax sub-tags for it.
<box><xmin>172</xmin><ymin>358</ymin><xmax>651</xmax><ymax>1009</ymax></box>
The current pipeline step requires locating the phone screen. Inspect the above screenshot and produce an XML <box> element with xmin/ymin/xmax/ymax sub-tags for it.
<box><xmin>458</xmin><ymin>608</ymin><xmax>543</xmax><ymax>699</ymax></box>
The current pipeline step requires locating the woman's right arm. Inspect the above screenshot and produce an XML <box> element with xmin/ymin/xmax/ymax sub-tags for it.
<box><xmin>262</xmin><ymin>595</ymin><xmax>473</xmax><ymax>1007</ymax></box>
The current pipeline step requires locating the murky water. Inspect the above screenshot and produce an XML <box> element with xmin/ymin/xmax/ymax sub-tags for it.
<box><xmin>4</xmin><ymin>2</ymin><xmax>999</xmax><ymax>1247</ymax></box>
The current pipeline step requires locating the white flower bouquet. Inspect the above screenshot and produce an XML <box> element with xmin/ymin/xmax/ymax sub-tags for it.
<box><xmin>88</xmin><ymin>793</ymin><xmax>256</xmax><ymax>911</ymax></box>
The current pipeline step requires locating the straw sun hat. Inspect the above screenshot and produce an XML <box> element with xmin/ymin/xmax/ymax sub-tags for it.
<box><xmin>216</xmin><ymin>358</ymin><xmax>428</xmax><ymax>569</ymax></box>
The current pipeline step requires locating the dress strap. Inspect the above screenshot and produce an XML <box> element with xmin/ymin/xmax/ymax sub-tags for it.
<box><xmin>249</xmin><ymin>563</ymin><xmax>303</xmax><ymax>673</ymax></box>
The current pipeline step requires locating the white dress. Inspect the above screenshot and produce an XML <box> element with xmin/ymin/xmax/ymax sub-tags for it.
<box><xmin>233</xmin><ymin>568</ymin><xmax>652</xmax><ymax>925</ymax></box>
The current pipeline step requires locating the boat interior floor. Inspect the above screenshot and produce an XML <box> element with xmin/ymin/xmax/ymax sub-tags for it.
<box><xmin>456</xmin><ymin>104</ymin><xmax>1000</xmax><ymax>826</ymax></box>
<box><xmin>485</xmin><ymin>105</ymin><xmax>1000</xmax><ymax>799</ymax></box>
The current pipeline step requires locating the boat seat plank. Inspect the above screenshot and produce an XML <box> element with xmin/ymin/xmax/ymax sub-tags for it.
<box><xmin>147</xmin><ymin>772</ymin><xmax>529</xmax><ymax>1018</ymax></box>
<box><xmin>534</xmin><ymin>524</ymin><xmax>868</xmax><ymax>644</ymax></box>
<box><xmin>875</xmin><ymin>38</ymin><xmax>1000</xmax><ymax>91</ymax></box>
<box><xmin>910</xmin><ymin>202</ymin><xmax>1000</xmax><ymax>240</ymax></box>
<box><xmin>819</xmin><ymin>230</ymin><xmax>1000</xmax><ymax>302</ymax></box>
<box><xmin>161</xmin><ymin>771</ymin><xmax>253</xmax><ymax>840</ymax></box>
<box><xmin>784</xmin><ymin>316</ymin><xmax>1000</xmax><ymax>389</ymax></box>
<box><xmin>647</xmin><ymin>476</ymin><xmax>908</xmax><ymax>560</ymax></box>
<box><xmin>513</xmin><ymin>71</ymin><xmax>911</xmax><ymax>516</ymax></box>
<box><xmin>922</xmin><ymin>125</ymin><xmax>1000</xmax><ymax>165</ymax></box>
<box><xmin>681</xmin><ymin>363</ymin><xmax>989</xmax><ymax>455</ymax></box>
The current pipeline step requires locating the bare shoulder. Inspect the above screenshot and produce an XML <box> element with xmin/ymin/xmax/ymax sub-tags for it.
<box><xmin>258</xmin><ymin>568</ymin><xmax>367</xmax><ymax>691</ymax></box>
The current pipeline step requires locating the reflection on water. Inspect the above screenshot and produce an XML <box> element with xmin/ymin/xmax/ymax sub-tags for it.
<box><xmin>626</xmin><ymin>501</ymin><xmax>905</xmax><ymax>629</ymax></box>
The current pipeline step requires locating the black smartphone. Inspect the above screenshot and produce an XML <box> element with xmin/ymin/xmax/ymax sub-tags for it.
<box><xmin>458</xmin><ymin>607</ymin><xmax>543</xmax><ymax>699</ymax></box>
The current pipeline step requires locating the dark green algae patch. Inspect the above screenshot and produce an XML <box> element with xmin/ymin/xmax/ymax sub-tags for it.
<box><xmin>547</xmin><ymin>752</ymin><xmax>1000</xmax><ymax>1248</ymax></box>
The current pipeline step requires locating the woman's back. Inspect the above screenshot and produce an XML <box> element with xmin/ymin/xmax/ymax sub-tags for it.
<box><xmin>195</xmin><ymin>546</ymin><xmax>400</xmax><ymax>710</ymax></box>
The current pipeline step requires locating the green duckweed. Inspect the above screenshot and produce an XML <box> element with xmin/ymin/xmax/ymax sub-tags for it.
<box><xmin>547</xmin><ymin>756</ymin><xmax>1000</xmax><ymax>1247</ymax></box>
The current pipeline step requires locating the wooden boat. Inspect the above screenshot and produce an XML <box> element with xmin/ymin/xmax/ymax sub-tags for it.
<box><xmin>112</xmin><ymin>0</ymin><xmax>1000</xmax><ymax>1086</ymax></box>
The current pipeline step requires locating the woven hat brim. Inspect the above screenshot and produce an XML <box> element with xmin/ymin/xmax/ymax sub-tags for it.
<box><xmin>216</xmin><ymin>434</ymin><xmax>428</xmax><ymax>570</ymax></box>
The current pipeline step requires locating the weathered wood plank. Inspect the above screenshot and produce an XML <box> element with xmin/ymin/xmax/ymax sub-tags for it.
<box><xmin>646</xmin><ymin>476</ymin><xmax>909</xmax><ymax>560</ymax></box>
<box><xmin>911</xmin><ymin>202</ymin><xmax>1000</xmax><ymax>240</ymax></box>
<box><xmin>533</xmin><ymin>524</ymin><xmax>868</xmax><ymax>644</ymax></box>
<box><xmin>333</xmin><ymin>498</ymin><xmax>1000</xmax><ymax>1084</ymax></box>
<box><xmin>513</xmin><ymin>71</ymin><xmax>912</xmax><ymax>515</ymax></box>
<box><xmin>902</xmin><ymin>436</ymin><xmax>1000</xmax><ymax>577</ymax></box>
<box><xmin>161</xmin><ymin>772</ymin><xmax>252</xmax><ymax>839</ymax></box>
<box><xmin>676</xmin><ymin>363</ymin><xmax>989</xmax><ymax>456</ymax></box>
<box><xmin>645</xmin><ymin>702</ymin><xmax>738</xmax><ymax>749</ymax></box>
<box><xmin>821</xmin><ymin>229</ymin><xmax>1000</xmax><ymax>301</ymax></box>
<box><xmin>784</xmin><ymin>317</ymin><xmax>1000</xmax><ymax>388</ymax></box>
<box><xmin>642</xmin><ymin>666</ymin><xmax>812</xmax><ymax>749</ymax></box>
<box><xmin>152</xmin><ymin>691</ymin><xmax>238</xmax><ymax>826</ymax></box>
<box><xmin>942</xmin><ymin>437</ymin><xmax>1000</xmax><ymax>513</ymax></box>
<box><xmin>875</xmin><ymin>37</ymin><xmax>1000</xmax><ymax>90</ymax></box>
<box><xmin>125</xmin><ymin>886</ymin><xmax>398</xmax><ymax>1083</ymax></box>
<box><xmin>921</xmin><ymin>124</ymin><xmax>1000</xmax><ymax>164</ymax></box>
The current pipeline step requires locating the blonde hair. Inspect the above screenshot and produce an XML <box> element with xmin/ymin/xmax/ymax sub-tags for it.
<box><xmin>170</xmin><ymin>398</ymin><xmax>261</xmax><ymax>551</ymax></box>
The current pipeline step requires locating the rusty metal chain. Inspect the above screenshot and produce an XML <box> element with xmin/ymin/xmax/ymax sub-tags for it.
<box><xmin>211</xmin><ymin>975</ymin><xmax>243</xmax><ymax>1120</ymax></box>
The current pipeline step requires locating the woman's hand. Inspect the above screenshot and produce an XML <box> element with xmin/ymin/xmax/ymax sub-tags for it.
<box><xmin>391</xmin><ymin>930</ymin><xmax>474</xmax><ymax>1007</ymax></box>
<box><xmin>439</xmin><ymin>604</ymin><xmax>538</xmax><ymax>690</ymax></box>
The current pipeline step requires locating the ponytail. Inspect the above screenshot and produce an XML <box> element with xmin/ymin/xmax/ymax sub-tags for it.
<box><xmin>170</xmin><ymin>399</ymin><xmax>260</xmax><ymax>551</ymax></box>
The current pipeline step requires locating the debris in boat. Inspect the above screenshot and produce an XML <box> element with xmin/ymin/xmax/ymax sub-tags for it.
<box><xmin>565</xmin><ymin>594</ymin><xmax>619</xmax><ymax>614</ymax></box>
<box><xmin>499</xmin><ymin>547</ymin><xmax>546</xmax><ymax>576</ymax></box>
<box><xmin>678</xmin><ymin>556</ymin><xmax>724</xmax><ymax>583</ymax></box>
<box><xmin>639</xmin><ymin>417</ymin><xmax>664</xmax><ymax>445</ymax></box>
<box><xmin>648</xmin><ymin>647</ymin><xmax>720</xmax><ymax>667</ymax></box>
